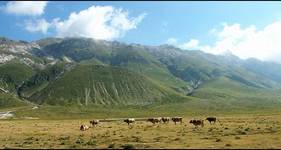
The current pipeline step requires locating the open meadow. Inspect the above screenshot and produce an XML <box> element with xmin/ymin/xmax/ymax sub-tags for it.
<box><xmin>1</xmin><ymin>113</ymin><xmax>281</xmax><ymax>149</ymax></box>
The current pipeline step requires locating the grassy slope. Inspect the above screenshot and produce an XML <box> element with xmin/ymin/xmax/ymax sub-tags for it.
<box><xmin>110</xmin><ymin>47</ymin><xmax>189</xmax><ymax>94</ymax></box>
<box><xmin>28</xmin><ymin>64</ymin><xmax>186</xmax><ymax>106</ymax></box>
<box><xmin>18</xmin><ymin>62</ymin><xmax>67</xmax><ymax>98</ymax></box>
<box><xmin>0</xmin><ymin>60</ymin><xmax>34</xmax><ymax>93</ymax></box>
<box><xmin>7</xmin><ymin>77</ymin><xmax>281</xmax><ymax>119</ymax></box>
<box><xmin>8</xmin><ymin>76</ymin><xmax>281</xmax><ymax>119</ymax></box>
<box><xmin>191</xmin><ymin>77</ymin><xmax>281</xmax><ymax>111</ymax></box>
<box><xmin>1</xmin><ymin>70</ymin><xmax>281</xmax><ymax>120</ymax></box>
<box><xmin>39</xmin><ymin>38</ymin><xmax>189</xmax><ymax>94</ymax></box>
<box><xmin>159</xmin><ymin>50</ymin><xmax>280</xmax><ymax>89</ymax></box>
<box><xmin>0</xmin><ymin>93</ymin><xmax>30</xmax><ymax>109</ymax></box>
<box><xmin>3</xmin><ymin>71</ymin><xmax>281</xmax><ymax>119</ymax></box>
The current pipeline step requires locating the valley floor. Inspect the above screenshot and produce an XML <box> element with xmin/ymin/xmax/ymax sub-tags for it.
<box><xmin>0</xmin><ymin>114</ymin><xmax>281</xmax><ymax>149</ymax></box>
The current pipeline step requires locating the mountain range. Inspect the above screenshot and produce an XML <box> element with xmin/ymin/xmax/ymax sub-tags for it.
<box><xmin>1</xmin><ymin>36</ymin><xmax>281</xmax><ymax>110</ymax></box>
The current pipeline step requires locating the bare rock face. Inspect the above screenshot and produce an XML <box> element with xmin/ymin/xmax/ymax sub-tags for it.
<box><xmin>0</xmin><ymin>37</ymin><xmax>49</xmax><ymax>68</ymax></box>
<box><xmin>0</xmin><ymin>37</ymin><xmax>40</xmax><ymax>55</ymax></box>
<box><xmin>0</xmin><ymin>54</ymin><xmax>15</xmax><ymax>64</ymax></box>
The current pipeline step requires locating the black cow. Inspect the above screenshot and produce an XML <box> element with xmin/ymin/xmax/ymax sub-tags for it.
<box><xmin>206</xmin><ymin>117</ymin><xmax>216</xmax><ymax>124</ymax></box>
<box><xmin>161</xmin><ymin>117</ymin><xmax>170</xmax><ymax>124</ymax></box>
<box><xmin>171</xmin><ymin>117</ymin><xmax>183</xmax><ymax>125</ymax></box>
<box><xmin>90</xmin><ymin>119</ymin><xmax>99</xmax><ymax>127</ymax></box>
<box><xmin>147</xmin><ymin>118</ymin><xmax>162</xmax><ymax>124</ymax></box>
<box><xmin>189</xmin><ymin>119</ymin><xmax>204</xmax><ymax>127</ymax></box>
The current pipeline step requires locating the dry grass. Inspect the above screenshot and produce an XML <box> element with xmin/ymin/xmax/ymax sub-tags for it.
<box><xmin>0</xmin><ymin>114</ymin><xmax>281</xmax><ymax>149</ymax></box>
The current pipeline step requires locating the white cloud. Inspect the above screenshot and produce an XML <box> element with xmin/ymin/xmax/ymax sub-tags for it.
<box><xmin>3</xmin><ymin>1</ymin><xmax>48</xmax><ymax>16</ymax></box>
<box><xmin>166</xmin><ymin>38</ymin><xmax>202</xmax><ymax>50</ymax></box>
<box><xmin>172</xmin><ymin>21</ymin><xmax>281</xmax><ymax>63</ymax></box>
<box><xmin>166</xmin><ymin>38</ymin><xmax>178</xmax><ymax>45</ymax></box>
<box><xmin>204</xmin><ymin>22</ymin><xmax>281</xmax><ymax>62</ymax></box>
<box><xmin>51</xmin><ymin>5</ymin><xmax>146</xmax><ymax>40</ymax></box>
<box><xmin>24</xmin><ymin>19</ymin><xmax>50</xmax><ymax>34</ymax></box>
<box><xmin>20</xmin><ymin>5</ymin><xmax>146</xmax><ymax>38</ymax></box>
<box><xmin>180</xmin><ymin>39</ymin><xmax>200</xmax><ymax>50</ymax></box>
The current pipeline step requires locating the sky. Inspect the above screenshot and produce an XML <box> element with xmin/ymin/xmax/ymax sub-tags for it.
<box><xmin>1</xmin><ymin>1</ymin><xmax>281</xmax><ymax>63</ymax></box>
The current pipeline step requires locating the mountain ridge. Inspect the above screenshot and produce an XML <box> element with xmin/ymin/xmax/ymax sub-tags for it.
<box><xmin>1</xmin><ymin>36</ymin><xmax>281</xmax><ymax>107</ymax></box>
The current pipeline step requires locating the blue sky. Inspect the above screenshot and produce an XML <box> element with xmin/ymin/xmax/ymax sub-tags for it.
<box><xmin>0</xmin><ymin>1</ymin><xmax>280</xmax><ymax>44</ymax></box>
<box><xmin>1</xmin><ymin>1</ymin><xmax>281</xmax><ymax>62</ymax></box>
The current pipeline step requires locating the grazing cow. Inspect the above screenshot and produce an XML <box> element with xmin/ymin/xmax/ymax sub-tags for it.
<box><xmin>206</xmin><ymin>117</ymin><xmax>216</xmax><ymax>124</ymax></box>
<box><xmin>124</xmin><ymin>118</ymin><xmax>135</xmax><ymax>125</ymax></box>
<box><xmin>90</xmin><ymin>119</ymin><xmax>99</xmax><ymax>127</ymax></box>
<box><xmin>189</xmin><ymin>119</ymin><xmax>204</xmax><ymax>127</ymax></box>
<box><xmin>147</xmin><ymin>117</ymin><xmax>162</xmax><ymax>124</ymax></box>
<box><xmin>161</xmin><ymin>117</ymin><xmax>170</xmax><ymax>124</ymax></box>
<box><xmin>171</xmin><ymin>117</ymin><xmax>183</xmax><ymax>125</ymax></box>
<box><xmin>80</xmin><ymin>125</ymin><xmax>89</xmax><ymax>131</ymax></box>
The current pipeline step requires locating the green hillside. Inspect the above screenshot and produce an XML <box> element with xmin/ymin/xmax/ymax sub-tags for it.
<box><xmin>18</xmin><ymin>62</ymin><xmax>69</xmax><ymax>98</ymax></box>
<box><xmin>191</xmin><ymin>76</ymin><xmax>281</xmax><ymax>111</ymax></box>
<box><xmin>0</xmin><ymin>93</ymin><xmax>29</xmax><ymax>109</ymax></box>
<box><xmin>154</xmin><ymin>50</ymin><xmax>280</xmax><ymax>89</ymax></box>
<box><xmin>27</xmin><ymin>64</ymin><xmax>186</xmax><ymax>106</ymax></box>
<box><xmin>37</xmin><ymin>38</ymin><xmax>189</xmax><ymax>94</ymax></box>
<box><xmin>0</xmin><ymin>60</ymin><xmax>34</xmax><ymax>93</ymax></box>
<box><xmin>110</xmin><ymin>45</ymin><xmax>189</xmax><ymax>94</ymax></box>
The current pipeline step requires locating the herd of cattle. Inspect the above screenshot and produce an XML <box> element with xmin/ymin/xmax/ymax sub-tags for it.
<box><xmin>80</xmin><ymin>117</ymin><xmax>218</xmax><ymax>131</ymax></box>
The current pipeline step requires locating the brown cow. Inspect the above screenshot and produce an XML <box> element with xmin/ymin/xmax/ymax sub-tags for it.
<box><xmin>171</xmin><ymin>117</ymin><xmax>183</xmax><ymax>125</ymax></box>
<box><xmin>161</xmin><ymin>117</ymin><xmax>170</xmax><ymax>124</ymax></box>
<box><xmin>90</xmin><ymin>119</ymin><xmax>99</xmax><ymax>127</ymax></box>
<box><xmin>189</xmin><ymin>119</ymin><xmax>204</xmax><ymax>127</ymax></box>
<box><xmin>80</xmin><ymin>125</ymin><xmax>89</xmax><ymax>131</ymax></box>
<box><xmin>147</xmin><ymin>117</ymin><xmax>162</xmax><ymax>124</ymax></box>
<box><xmin>124</xmin><ymin>118</ymin><xmax>135</xmax><ymax>125</ymax></box>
